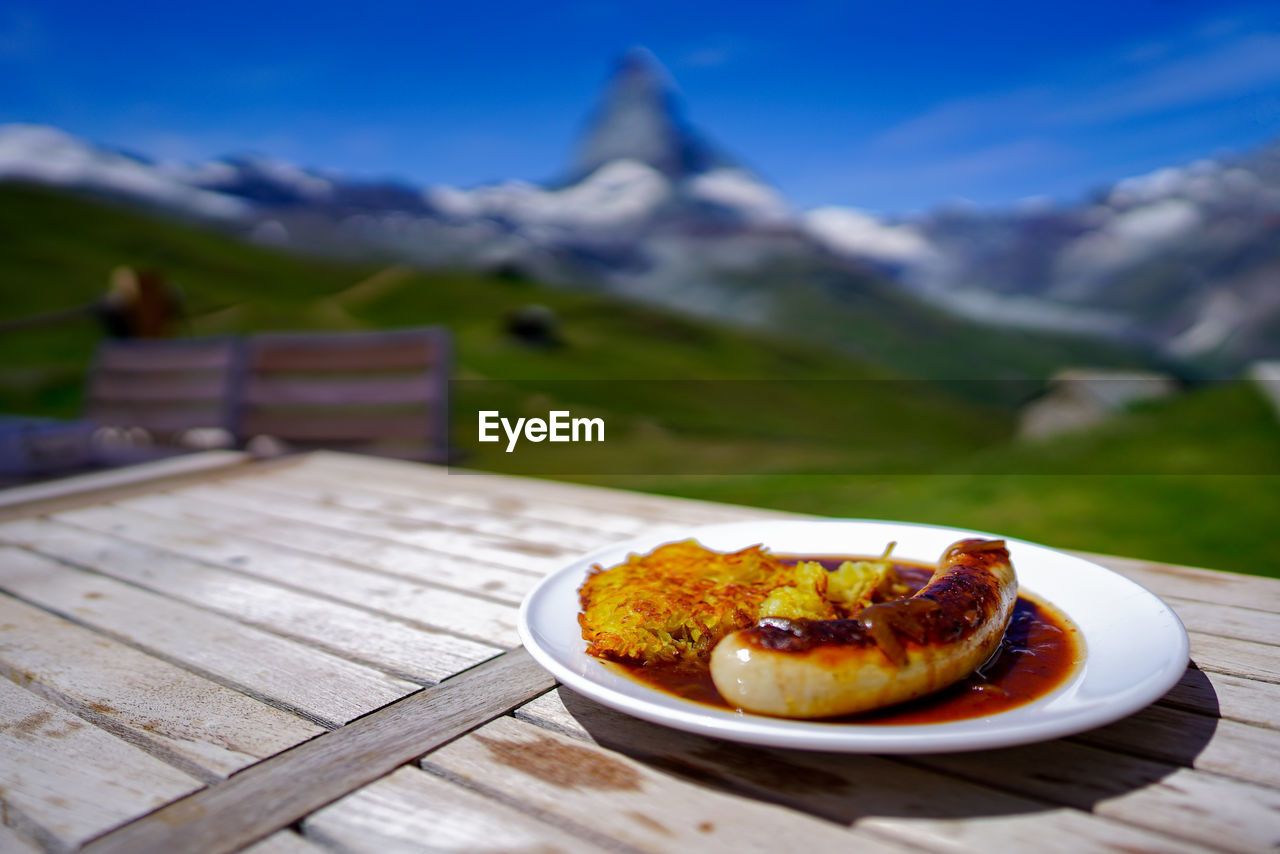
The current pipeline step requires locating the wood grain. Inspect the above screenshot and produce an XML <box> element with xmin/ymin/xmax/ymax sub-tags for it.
<box><xmin>1189</xmin><ymin>631</ymin><xmax>1280</xmax><ymax>684</ymax></box>
<box><xmin>60</xmin><ymin>500</ymin><xmax>535</xmax><ymax>611</ymax></box>
<box><xmin>1164</xmin><ymin>595</ymin><xmax>1280</xmax><ymax>646</ymax></box>
<box><xmin>1081</xmin><ymin>550</ymin><xmax>1280</xmax><ymax>614</ymax></box>
<box><xmin>1161</xmin><ymin>666</ymin><xmax>1280</xmax><ymax>730</ymax></box>
<box><xmin>177</xmin><ymin>481</ymin><xmax>583</xmax><ymax>575</ymax></box>
<box><xmin>79</xmin><ymin>648</ymin><xmax>554</xmax><ymax>854</ymax></box>
<box><xmin>909</xmin><ymin>737</ymin><xmax>1280</xmax><ymax>853</ymax></box>
<box><xmin>0</xmin><ymin>545</ymin><xmax>414</xmax><ymax>727</ymax></box>
<box><xmin>1073</xmin><ymin>702</ymin><xmax>1280</xmax><ymax>788</ymax></box>
<box><xmin>301</xmin><ymin>766</ymin><xmax>606</xmax><ymax>854</ymax></box>
<box><xmin>232</xmin><ymin>468</ymin><xmax>621</xmax><ymax>553</ymax></box>
<box><xmin>115</xmin><ymin>489</ymin><xmax>547</xmax><ymax>597</ymax></box>
<box><xmin>0</xmin><ymin>516</ymin><xmax>511</xmax><ymax>677</ymax></box>
<box><xmin>0</xmin><ymin>678</ymin><xmax>201</xmax><ymax>850</ymax></box>
<box><xmin>514</xmin><ymin>688</ymin><xmax>1209</xmax><ymax>854</ymax></box>
<box><xmin>0</xmin><ymin>593</ymin><xmax>323</xmax><ymax>783</ymax></box>
<box><xmin>0</xmin><ymin>450</ymin><xmax>249</xmax><ymax>513</ymax></box>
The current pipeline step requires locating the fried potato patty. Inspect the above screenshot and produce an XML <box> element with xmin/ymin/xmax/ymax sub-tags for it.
<box><xmin>578</xmin><ymin>539</ymin><xmax>901</xmax><ymax>665</ymax></box>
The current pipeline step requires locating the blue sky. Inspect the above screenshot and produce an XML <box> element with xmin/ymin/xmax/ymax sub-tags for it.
<box><xmin>3</xmin><ymin>1</ymin><xmax>1279</xmax><ymax>212</ymax></box>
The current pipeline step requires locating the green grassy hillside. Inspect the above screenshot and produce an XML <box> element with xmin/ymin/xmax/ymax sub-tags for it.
<box><xmin>1</xmin><ymin>182</ymin><xmax>1275</xmax><ymax>577</ymax></box>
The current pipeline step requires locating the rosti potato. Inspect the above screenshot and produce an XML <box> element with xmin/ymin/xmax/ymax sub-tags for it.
<box><xmin>578</xmin><ymin>540</ymin><xmax>904</xmax><ymax>665</ymax></box>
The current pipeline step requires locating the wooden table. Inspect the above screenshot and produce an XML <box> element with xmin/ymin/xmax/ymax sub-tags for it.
<box><xmin>0</xmin><ymin>450</ymin><xmax>1277</xmax><ymax>854</ymax></box>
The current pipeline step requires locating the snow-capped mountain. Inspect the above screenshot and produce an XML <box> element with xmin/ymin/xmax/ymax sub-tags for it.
<box><xmin>2</xmin><ymin>48</ymin><xmax>1278</xmax><ymax>366</ymax></box>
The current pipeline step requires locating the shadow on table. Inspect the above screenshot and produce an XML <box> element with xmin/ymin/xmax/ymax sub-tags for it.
<box><xmin>547</xmin><ymin>665</ymin><xmax>1219</xmax><ymax>824</ymax></box>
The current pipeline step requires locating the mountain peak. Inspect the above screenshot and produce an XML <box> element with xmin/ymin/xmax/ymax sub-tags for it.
<box><xmin>570</xmin><ymin>48</ymin><xmax>731</xmax><ymax>183</ymax></box>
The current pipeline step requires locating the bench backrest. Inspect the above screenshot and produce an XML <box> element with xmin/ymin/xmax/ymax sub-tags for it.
<box><xmin>239</xmin><ymin>326</ymin><xmax>451</xmax><ymax>462</ymax></box>
<box><xmin>86</xmin><ymin>337</ymin><xmax>243</xmax><ymax>442</ymax></box>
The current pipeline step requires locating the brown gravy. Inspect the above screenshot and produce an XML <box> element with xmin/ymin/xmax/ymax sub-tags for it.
<box><xmin>615</xmin><ymin>556</ymin><xmax>1083</xmax><ymax>724</ymax></box>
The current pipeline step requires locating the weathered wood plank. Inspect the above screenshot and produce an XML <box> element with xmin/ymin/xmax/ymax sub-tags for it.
<box><xmin>176</xmin><ymin>481</ymin><xmax>581</xmax><ymax>575</ymax></box>
<box><xmin>0</xmin><ymin>593</ymin><xmax>323</xmax><ymax>783</ymax></box>
<box><xmin>1165</xmin><ymin>595</ymin><xmax>1280</xmax><ymax>647</ymax></box>
<box><xmin>1190</xmin><ymin>631</ymin><xmax>1280</xmax><ymax>684</ymax></box>
<box><xmin>1160</xmin><ymin>666</ymin><xmax>1280</xmax><ymax>731</ymax></box>
<box><xmin>301</xmin><ymin>766</ymin><xmax>606</xmax><ymax>854</ymax></box>
<box><xmin>80</xmin><ymin>648</ymin><xmax>554</xmax><ymax>854</ymax></box>
<box><xmin>0</xmin><ymin>517</ymin><xmax>512</xmax><ymax>677</ymax></box>
<box><xmin>241</xmin><ymin>412</ymin><xmax>434</xmax><ymax>443</ymax></box>
<box><xmin>0</xmin><ymin>546</ymin><xmax>414</xmax><ymax>727</ymax></box>
<box><xmin>109</xmin><ymin>492</ymin><xmax>542</xmax><ymax>602</ymax></box>
<box><xmin>1073</xmin><ymin>702</ymin><xmax>1280</xmax><ymax>788</ymax></box>
<box><xmin>294</xmin><ymin>458</ymin><xmax>674</xmax><ymax>537</ymax></box>
<box><xmin>0</xmin><ymin>678</ymin><xmax>201</xmax><ymax>851</ymax></box>
<box><xmin>0</xmin><ymin>821</ymin><xmax>43</xmax><ymax>853</ymax></box>
<box><xmin>1082</xmin><ymin>550</ymin><xmax>1280</xmax><ymax>614</ymax></box>
<box><xmin>59</xmin><ymin>501</ymin><xmax>532</xmax><ymax>630</ymax></box>
<box><xmin>244</xmin><ymin>375</ymin><xmax>441</xmax><ymax>407</ymax></box>
<box><xmin>515</xmin><ymin>689</ymin><xmax>1210</xmax><ymax>854</ymax></box>
<box><xmin>304</xmin><ymin>450</ymin><xmax>791</xmax><ymax>528</ymax></box>
<box><xmin>909</xmin><ymin>736</ymin><xmax>1280</xmax><ymax>853</ymax></box>
<box><xmin>231</xmin><ymin>469</ymin><xmax>622</xmax><ymax>553</ymax></box>
<box><xmin>430</xmin><ymin>712</ymin><xmax>1200</xmax><ymax>854</ymax></box>
<box><xmin>241</xmin><ymin>831</ymin><xmax>333</xmax><ymax>854</ymax></box>
<box><xmin>263</xmin><ymin>463</ymin><xmax>635</xmax><ymax>542</ymax></box>
<box><xmin>0</xmin><ymin>450</ymin><xmax>249</xmax><ymax>513</ymax></box>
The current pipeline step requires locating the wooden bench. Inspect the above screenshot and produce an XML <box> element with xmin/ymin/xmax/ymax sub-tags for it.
<box><xmin>78</xmin><ymin>327</ymin><xmax>452</xmax><ymax>465</ymax></box>
<box><xmin>86</xmin><ymin>336</ymin><xmax>243</xmax><ymax>450</ymax></box>
<box><xmin>239</xmin><ymin>326</ymin><xmax>451</xmax><ymax>463</ymax></box>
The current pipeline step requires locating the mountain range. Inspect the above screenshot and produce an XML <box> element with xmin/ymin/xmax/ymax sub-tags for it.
<box><xmin>2</xmin><ymin>48</ymin><xmax>1277</xmax><ymax>370</ymax></box>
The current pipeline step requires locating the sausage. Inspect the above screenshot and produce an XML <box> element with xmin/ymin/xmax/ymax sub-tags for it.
<box><xmin>709</xmin><ymin>539</ymin><xmax>1017</xmax><ymax>718</ymax></box>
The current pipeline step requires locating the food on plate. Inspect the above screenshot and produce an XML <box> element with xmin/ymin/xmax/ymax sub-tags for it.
<box><xmin>711</xmin><ymin>538</ymin><xmax>1017</xmax><ymax>718</ymax></box>
<box><xmin>578</xmin><ymin>539</ymin><xmax>906</xmax><ymax>665</ymax></box>
<box><xmin>578</xmin><ymin>538</ymin><xmax>1025</xmax><ymax>720</ymax></box>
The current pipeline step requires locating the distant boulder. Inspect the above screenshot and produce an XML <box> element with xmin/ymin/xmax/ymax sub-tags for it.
<box><xmin>505</xmin><ymin>304</ymin><xmax>562</xmax><ymax>348</ymax></box>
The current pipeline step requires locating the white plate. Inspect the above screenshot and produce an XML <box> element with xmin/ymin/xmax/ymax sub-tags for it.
<box><xmin>518</xmin><ymin>519</ymin><xmax>1189</xmax><ymax>753</ymax></box>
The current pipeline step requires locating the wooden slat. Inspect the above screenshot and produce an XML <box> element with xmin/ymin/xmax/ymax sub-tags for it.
<box><xmin>55</xmin><ymin>503</ymin><xmax>529</xmax><ymax>640</ymax></box>
<box><xmin>107</xmin><ymin>493</ymin><xmax>539</xmax><ymax>603</ymax></box>
<box><xmin>909</xmin><ymin>737</ymin><xmax>1280</xmax><ymax>853</ymax></box>
<box><xmin>242</xmin><ymin>832</ymin><xmax>333</xmax><ymax>854</ymax></box>
<box><xmin>304</xmin><ymin>450</ymin><xmax>794</xmax><ymax>528</ymax></box>
<box><xmin>297</xmin><ymin>460</ymin><xmax>686</xmax><ymax>537</ymax></box>
<box><xmin>0</xmin><ymin>823</ymin><xmax>41</xmax><ymax>854</ymax></box>
<box><xmin>1161</xmin><ymin>666</ymin><xmax>1280</xmax><ymax>730</ymax></box>
<box><xmin>429</xmin><ymin>713</ymin><xmax>1169</xmax><ymax>854</ymax></box>
<box><xmin>0</xmin><ymin>678</ymin><xmax>200</xmax><ymax>851</ymax></box>
<box><xmin>91</xmin><ymin>404</ymin><xmax>229</xmax><ymax>434</ymax></box>
<box><xmin>0</xmin><ymin>593</ymin><xmax>323</xmax><ymax>783</ymax></box>
<box><xmin>244</xmin><ymin>375</ymin><xmax>440</xmax><ymax>406</ymax></box>
<box><xmin>260</xmin><ymin>463</ymin><xmax>633</xmax><ymax>542</ymax></box>
<box><xmin>171</xmin><ymin>482</ymin><xmax>578</xmax><ymax>576</ymax></box>
<box><xmin>1083</xmin><ymin>550</ymin><xmax>1280</xmax><ymax>614</ymax></box>
<box><xmin>231</xmin><ymin>469</ymin><xmax>621</xmax><ymax>554</ymax></box>
<box><xmin>1074</xmin><ymin>703</ymin><xmax>1280</xmax><ymax>788</ymax></box>
<box><xmin>96</xmin><ymin>341</ymin><xmax>237</xmax><ymax>372</ymax></box>
<box><xmin>1168</xmin><ymin>597</ymin><xmax>1280</xmax><ymax>646</ymax></box>
<box><xmin>80</xmin><ymin>648</ymin><xmax>554</xmax><ymax>854</ymax></box>
<box><xmin>0</xmin><ymin>517</ymin><xmax>512</xmax><ymax>677</ymax></box>
<box><xmin>0</xmin><ymin>449</ymin><xmax>249</xmax><ymax>514</ymax></box>
<box><xmin>90</xmin><ymin>373</ymin><xmax>230</xmax><ymax>403</ymax></box>
<box><xmin>0</xmin><ymin>546</ymin><xmax>414</xmax><ymax>727</ymax></box>
<box><xmin>249</xmin><ymin>338</ymin><xmax>437</xmax><ymax>373</ymax></box>
<box><xmin>239</xmin><ymin>411</ymin><xmax>432</xmax><ymax>443</ymax></box>
<box><xmin>1190</xmin><ymin>632</ymin><xmax>1280</xmax><ymax>684</ymax></box>
<box><xmin>514</xmin><ymin>689</ymin><xmax>1210</xmax><ymax>854</ymax></box>
<box><xmin>300</xmin><ymin>766</ymin><xmax>605</xmax><ymax>854</ymax></box>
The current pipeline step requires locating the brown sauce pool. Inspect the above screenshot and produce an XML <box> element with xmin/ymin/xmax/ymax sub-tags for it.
<box><xmin>615</xmin><ymin>556</ymin><xmax>1083</xmax><ymax>724</ymax></box>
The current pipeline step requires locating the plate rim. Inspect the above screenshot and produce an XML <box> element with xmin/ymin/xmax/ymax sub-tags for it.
<box><xmin>517</xmin><ymin>517</ymin><xmax>1190</xmax><ymax>753</ymax></box>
